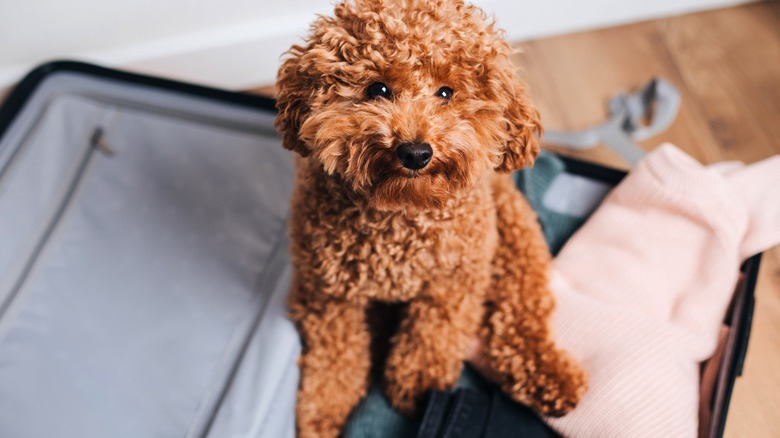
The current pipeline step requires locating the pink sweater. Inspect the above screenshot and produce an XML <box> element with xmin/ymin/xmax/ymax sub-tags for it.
<box><xmin>544</xmin><ymin>144</ymin><xmax>780</xmax><ymax>437</ymax></box>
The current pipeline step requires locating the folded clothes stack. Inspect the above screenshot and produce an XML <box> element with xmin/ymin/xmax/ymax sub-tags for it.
<box><xmin>545</xmin><ymin>144</ymin><xmax>780</xmax><ymax>437</ymax></box>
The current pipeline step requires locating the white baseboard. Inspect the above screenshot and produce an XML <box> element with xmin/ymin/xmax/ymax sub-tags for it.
<box><xmin>0</xmin><ymin>0</ymin><xmax>752</xmax><ymax>91</ymax></box>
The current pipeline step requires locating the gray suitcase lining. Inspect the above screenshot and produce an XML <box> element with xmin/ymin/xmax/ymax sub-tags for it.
<box><xmin>0</xmin><ymin>72</ymin><xmax>298</xmax><ymax>438</ymax></box>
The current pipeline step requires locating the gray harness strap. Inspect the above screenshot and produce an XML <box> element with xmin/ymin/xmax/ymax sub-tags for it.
<box><xmin>542</xmin><ymin>77</ymin><xmax>681</xmax><ymax>166</ymax></box>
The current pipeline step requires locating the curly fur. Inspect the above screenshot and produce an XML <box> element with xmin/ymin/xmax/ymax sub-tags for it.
<box><xmin>275</xmin><ymin>1</ymin><xmax>587</xmax><ymax>436</ymax></box>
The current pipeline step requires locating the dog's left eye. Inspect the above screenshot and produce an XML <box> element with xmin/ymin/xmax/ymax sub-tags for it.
<box><xmin>435</xmin><ymin>86</ymin><xmax>453</xmax><ymax>100</ymax></box>
<box><xmin>367</xmin><ymin>82</ymin><xmax>392</xmax><ymax>100</ymax></box>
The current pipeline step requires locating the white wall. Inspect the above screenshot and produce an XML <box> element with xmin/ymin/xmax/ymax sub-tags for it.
<box><xmin>0</xmin><ymin>0</ymin><xmax>752</xmax><ymax>90</ymax></box>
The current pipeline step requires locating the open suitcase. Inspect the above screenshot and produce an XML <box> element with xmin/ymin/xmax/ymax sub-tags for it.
<box><xmin>0</xmin><ymin>61</ymin><xmax>760</xmax><ymax>438</ymax></box>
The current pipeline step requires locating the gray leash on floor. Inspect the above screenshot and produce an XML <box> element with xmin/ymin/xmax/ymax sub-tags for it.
<box><xmin>542</xmin><ymin>77</ymin><xmax>681</xmax><ymax>166</ymax></box>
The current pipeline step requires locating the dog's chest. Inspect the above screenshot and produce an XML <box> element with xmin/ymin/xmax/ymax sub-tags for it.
<box><xmin>348</xmin><ymin>213</ymin><xmax>464</xmax><ymax>300</ymax></box>
<box><xmin>346</xmin><ymin>214</ymin><xmax>483</xmax><ymax>301</ymax></box>
<box><xmin>297</xmin><ymin>188</ymin><xmax>496</xmax><ymax>302</ymax></box>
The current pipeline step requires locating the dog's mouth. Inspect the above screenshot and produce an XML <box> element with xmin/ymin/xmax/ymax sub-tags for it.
<box><xmin>368</xmin><ymin>176</ymin><xmax>449</xmax><ymax>211</ymax></box>
<box><xmin>401</xmin><ymin>168</ymin><xmax>424</xmax><ymax>178</ymax></box>
<box><xmin>362</xmin><ymin>152</ymin><xmax>473</xmax><ymax>212</ymax></box>
<box><xmin>378</xmin><ymin>158</ymin><xmax>444</xmax><ymax>184</ymax></box>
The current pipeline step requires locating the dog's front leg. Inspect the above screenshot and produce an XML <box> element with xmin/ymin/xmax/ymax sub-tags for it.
<box><xmin>383</xmin><ymin>284</ymin><xmax>485</xmax><ymax>416</ymax></box>
<box><xmin>290</xmin><ymin>295</ymin><xmax>371</xmax><ymax>438</ymax></box>
<box><xmin>482</xmin><ymin>179</ymin><xmax>587</xmax><ymax>417</ymax></box>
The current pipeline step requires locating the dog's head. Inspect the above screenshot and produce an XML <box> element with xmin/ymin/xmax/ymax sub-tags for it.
<box><xmin>276</xmin><ymin>0</ymin><xmax>541</xmax><ymax>211</ymax></box>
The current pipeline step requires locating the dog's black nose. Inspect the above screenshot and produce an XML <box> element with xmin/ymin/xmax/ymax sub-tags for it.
<box><xmin>396</xmin><ymin>142</ymin><xmax>433</xmax><ymax>170</ymax></box>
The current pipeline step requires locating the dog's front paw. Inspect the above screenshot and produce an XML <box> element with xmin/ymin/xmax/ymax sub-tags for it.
<box><xmin>505</xmin><ymin>349</ymin><xmax>588</xmax><ymax>417</ymax></box>
<box><xmin>532</xmin><ymin>358</ymin><xmax>588</xmax><ymax>417</ymax></box>
<box><xmin>295</xmin><ymin>348</ymin><xmax>371</xmax><ymax>438</ymax></box>
<box><xmin>297</xmin><ymin>407</ymin><xmax>342</xmax><ymax>438</ymax></box>
<box><xmin>296</xmin><ymin>376</ymin><xmax>365</xmax><ymax>438</ymax></box>
<box><xmin>383</xmin><ymin>343</ymin><xmax>463</xmax><ymax>417</ymax></box>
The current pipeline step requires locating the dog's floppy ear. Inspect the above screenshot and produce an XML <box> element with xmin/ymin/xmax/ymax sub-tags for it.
<box><xmin>491</xmin><ymin>67</ymin><xmax>543</xmax><ymax>172</ymax></box>
<box><xmin>275</xmin><ymin>44</ymin><xmax>316</xmax><ymax>157</ymax></box>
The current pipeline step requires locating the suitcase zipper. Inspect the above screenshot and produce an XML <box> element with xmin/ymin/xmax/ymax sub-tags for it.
<box><xmin>89</xmin><ymin>126</ymin><xmax>115</xmax><ymax>156</ymax></box>
<box><xmin>0</xmin><ymin>110</ymin><xmax>116</xmax><ymax>331</ymax></box>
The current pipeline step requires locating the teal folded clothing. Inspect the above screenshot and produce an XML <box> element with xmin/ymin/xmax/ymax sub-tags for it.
<box><xmin>342</xmin><ymin>382</ymin><xmax>415</xmax><ymax>438</ymax></box>
<box><xmin>514</xmin><ymin>152</ymin><xmax>587</xmax><ymax>256</ymax></box>
<box><xmin>342</xmin><ymin>152</ymin><xmax>588</xmax><ymax>438</ymax></box>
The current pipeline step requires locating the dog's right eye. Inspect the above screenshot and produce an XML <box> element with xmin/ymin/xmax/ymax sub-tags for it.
<box><xmin>367</xmin><ymin>82</ymin><xmax>392</xmax><ymax>100</ymax></box>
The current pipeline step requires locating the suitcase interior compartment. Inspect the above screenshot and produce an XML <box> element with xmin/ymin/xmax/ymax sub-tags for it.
<box><xmin>0</xmin><ymin>62</ymin><xmax>758</xmax><ymax>438</ymax></box>
<box><xmin>0</xmin><ymin>67</ymin><xmax>298</xmax><ymax>438</ymax></box>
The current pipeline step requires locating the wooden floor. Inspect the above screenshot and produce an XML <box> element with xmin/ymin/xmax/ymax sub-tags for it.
<box><xmin>255</xmin><ymin>2</ymin><xmax>780</xmax><ymax>436</ymax></box>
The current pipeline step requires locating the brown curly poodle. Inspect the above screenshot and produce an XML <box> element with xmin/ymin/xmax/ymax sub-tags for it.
<box><xmin>275</xmin><ymin>1</ymin><xmax>587</xmax><ymax>436</ymax></box>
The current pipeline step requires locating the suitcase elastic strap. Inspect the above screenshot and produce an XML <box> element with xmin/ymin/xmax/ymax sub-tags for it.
<box><xmin>542</xmin><ymin>77</ymin><xmax>681</xmax><ymax>166</ymax></box>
